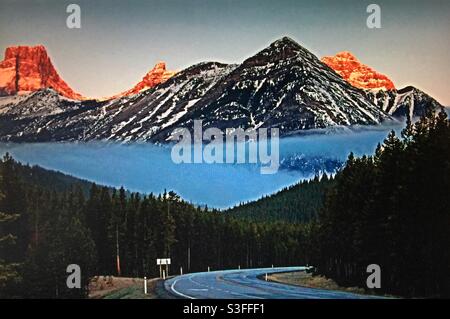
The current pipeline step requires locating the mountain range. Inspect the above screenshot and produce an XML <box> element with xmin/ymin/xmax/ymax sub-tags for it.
<box><xmin>0</xmin><ymin>37</ymin><xmax>443</xmax><ymax>142</ymax></box>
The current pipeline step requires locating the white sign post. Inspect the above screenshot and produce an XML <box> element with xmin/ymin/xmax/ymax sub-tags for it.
<box><xmin>157</xmin><ymin>258</ymin><xmax>171</xmax><ymax>278</ymax></box>
<box><xmin>157</xmin><ymin>259</ymin><xmax>162</xmax><ymax>278</ymax></box>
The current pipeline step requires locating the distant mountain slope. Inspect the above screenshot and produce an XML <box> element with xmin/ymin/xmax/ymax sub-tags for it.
<box><xmin>0</xmin><ymin>89</ymin><xmax>84</xmax><ymax>119</ymax></box>
<box><xmin>365</xmin><ymin>86</ymin><xmax>443</xmax><ymax>118</ymax></box>
<box><xmin>2</xmin><ymin>150</ymin><xmax>334</xmax><ymax>224</ymax></box>
<box><xmin>0</xmin><ymin>156</ymin><xmax>95</xmax><ymax>195</ymax></box>
<box><xmin>226</xmin><ymin>175</ymin><xmax>334</xmax><ymax>223</ymax></box>
<box><xmin>94</xmin><ymin>61</ymin><xmax>237</xmax><ymax>141</ymax></box>
<box><xmin>151</xmin><ymin>37</ymin><xmax>389</xmax><ymax>141</ymax></box>
<box><xmin>0</xmin><ymin>89</ymin><xmax>105</xmax><ymax>141</ymax></box>
<box><xmin>0</xmin><ymin>61</ymin><xmax>236</xmax><ymax>142</ymax></box>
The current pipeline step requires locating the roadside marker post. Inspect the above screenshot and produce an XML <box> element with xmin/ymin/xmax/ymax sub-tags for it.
<box><xmin>208</xmin><ymin>266</ymin><xmax>210</xmax><ymax>272</ymax></box>
<box><xmin>238</xmin><ymin>265</ymin><xmax>241</xmax><ymax>270</ymax></box>
<box><xmin>265</xmin><ymin>273</ymin><xmax>268</xmax><ymax>281</ymax></box>
<box><xmin>163</xmin><ymin>270</ymin><xmax>166</xmax><ymax>280</ymax></box>
<box><xmin>144</xmin><ymin>277</ymin><xmax>147</xmax><ymax>294</ymax></box>
<box><xmin>180</xmin><ymin>267</ymin><xmax>183</xmax><ymax>275</ymax></box>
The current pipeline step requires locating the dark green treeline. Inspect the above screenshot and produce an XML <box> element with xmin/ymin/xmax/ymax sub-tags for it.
<box><xmin>0</xmin><ymin>157</ymin><xmax>308</xmax><ymax>298</ymax></box>
<box><xmin>227</xmin><ymin>176</ymin><xmax>335</xmax><ymax>223</ymax></box>
<box><xmin>311</xmin><ymin>108</ymin><xmax>450</xmax><ymax>298</ymax></box>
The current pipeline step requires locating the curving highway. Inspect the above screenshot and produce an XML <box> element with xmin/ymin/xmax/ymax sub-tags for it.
<box><xmin>164</xmin><ymin>267</ymin><xmax>379</xmax><ymax>299</ymax></box>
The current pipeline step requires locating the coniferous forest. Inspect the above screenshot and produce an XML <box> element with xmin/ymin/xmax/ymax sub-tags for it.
<box><xmin>0</xmin><ymin>108</ymin><xmax>449</xmax><ymax>298</ymax></box>
<box><xmin>312</xmin><ymin>108</ymin><xmax>450</xmax><ymax>298</ymax></box>
<box><xmin>227</xmin><ymin>176</ymin><xmax>335</xmax><ymax>223</ymax></box>
<box><xmin>0</xmin><ymin>156</ymin><xmax>307</xmax><ymax>298</ymax></box>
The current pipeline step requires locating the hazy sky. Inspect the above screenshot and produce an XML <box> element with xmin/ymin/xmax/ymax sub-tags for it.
<box><xmin>0</xmin><ymin>0</ymin><xmax>449</xmax><ymax>104</ymax></box>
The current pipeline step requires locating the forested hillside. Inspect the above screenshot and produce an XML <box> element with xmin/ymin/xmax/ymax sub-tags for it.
<box><xmin>229</xmin><ymin>107</ymin><xmax>450</xmax><ymax>297</ymax></box>
<box><xmin>11</xmin><ymin>162</ymin><xmax>100</xmax><ymax>196</ymax></box>
<box><xmin>0</xmin><ymin>156</ymin><xmax>308</xmax><ymax>298</ymax></box>
<box><xmin>311</xmin><ymin>108</ymin><xmax>450</xmax><ymax>297</ymax></box>
<box><xmin>227</xmin><ymin>176</ymin><xmax>335</xmax><ymax>223</ymax></box>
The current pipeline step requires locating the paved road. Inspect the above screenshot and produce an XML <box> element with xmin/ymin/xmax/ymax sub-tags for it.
<box><xmin>164</xmin><ymin>267</ymin><xmax>378</xmax><ymax>299</ymax></box>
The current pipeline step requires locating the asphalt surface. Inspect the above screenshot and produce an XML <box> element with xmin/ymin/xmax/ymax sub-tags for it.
<box><xmin>164</xmin><ymin>267</ymin><xmax>379</xmax><ymax>299</ymax></box>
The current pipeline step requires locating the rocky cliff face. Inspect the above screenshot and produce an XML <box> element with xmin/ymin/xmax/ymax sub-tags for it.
<box><xmin>321</xmin><ymin>51</ymin><xmax>443</xmax><ymax>117</ymax></box>
<box><xmin>321</xmin><ymin>51</ymin><xmax>395</xmax><ymax>90</ymax></box>
<box><xmin>114</xmin><ymin>62</ymin><xmax>176</xmax><ymax>98</ymax></box>
<box><xmin>0</xmin><ymin>45</ymin><xmax>84</xmax><ymax>100</ymax></box>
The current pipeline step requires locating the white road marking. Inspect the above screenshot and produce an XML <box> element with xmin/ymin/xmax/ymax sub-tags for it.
<box><xmin>166</xmin><ymin>267</ymin><xmax>367</xmax><ymax>300</ymax></box>
<box><xmin>170</xmin><ymin>277</ymin><xmax>196</xmax><ymax>299</ymax></box>
<box><xmin>189</xmin><ymin>288</ymin><xmax>208</xmax><ymax>291</ymax></box>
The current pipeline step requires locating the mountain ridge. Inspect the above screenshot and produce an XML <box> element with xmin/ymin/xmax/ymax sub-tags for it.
<box><xmin>150</xmin><ymin>36</ymin><xmax>390</xmax><ymax>141</ymax></box>
<box><xmin>0</xmin><ymin>37</ymin><xmax>444</xmax><ymax>142</ymax></box>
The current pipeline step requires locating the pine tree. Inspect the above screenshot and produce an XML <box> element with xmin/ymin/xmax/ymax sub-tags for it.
<box><xmin>313</xmin><ymin>107</ymin><xmax>450</xmax><ymax>297</ymax></box>
<box><xmin>0</xmin><ymin>196</ymin><xmax>21</xmax><ymax>296</ymax></box>
<box><xmin>23</xmin><ymin>191</ymin><xmax>96</xmax><ymax>298</ymax></box>
<box><xmin>0</xmin><ymin>155</ymin><xmax>23</xmax><ymax>297</ymax></box>
<box><xmin>85</xmin><ymin>184</ymin><xmax>112</xmax><ymax>274</ymax></box>
<box><xmin>108</xmin><ymin>187</ymin><xmax>127</xmax><ymax>276</ymax></box>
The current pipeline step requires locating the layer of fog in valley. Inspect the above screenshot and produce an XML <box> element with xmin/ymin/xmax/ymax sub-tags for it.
<box><xmin>0</xmin><ymin>123</ymin><xmax>404</xmax><ymax>208</ymax></box>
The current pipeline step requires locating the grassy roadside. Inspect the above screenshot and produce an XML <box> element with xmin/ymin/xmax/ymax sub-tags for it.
<box><xmin>267</xmin><ymin>271</ymin><xmax>386</xmax><ymax>297</ymax></box>
<box><xmin>89</xmin><ymin>276</ymin><xmax>161</xmax><ymax>299</ymax></box>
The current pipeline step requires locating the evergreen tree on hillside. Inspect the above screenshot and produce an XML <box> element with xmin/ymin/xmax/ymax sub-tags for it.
<box><xmin>108</xmin><ymin>187</ymin><xmax>127</xmax><ymax>276</ymax></box>
<box><xmin>0</xmin><ymin>154</ymin><xmax>26</xmax><ymax>297</ymax></box>
<box><xmin>159</xmin><ymin>191</ymin><xmax>177</xmax><ymax>258</ymax></box>
<box><xmin>0</xmin><ymin>154</ymin><xmax>28</xmax><ymax>262</ymax></box>
<box><xmin>85</xmin><ymin>184</ymin><xmax>111</xmax><ymax>275</ymax></box>
<box><xmin>0</xmin><ymin>183</ymin><xmax>21</xmax><ymax>297</ymax></box>
<box><xmin>314</xmin><ymin>107</ymin><xmax>450</xmax><ymax>297</ymax></box>
<box><xmin>22</xmin><ymin>190</ymin><xmax>96</xmax><ymax>298</ymax></box>
<box><xmin>136</xmin><ymin>195</ymin><xmax>157</xmax><ymax>277</ymax></box>
<box><xmin>227</xmin><ymin>175</ymin><xmax>335</xmax><ymax>223</ymax></box>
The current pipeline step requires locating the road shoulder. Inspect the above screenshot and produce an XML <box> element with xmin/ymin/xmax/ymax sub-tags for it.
<box><xmin>89</xmin><ymin>276</ymin><xmax>163</xmax><ymax>299</ymax></box>
<box><xmin>266</xmin><ymin>271</ymin><xmax>381</xmax><ymax>297</ymax></box>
